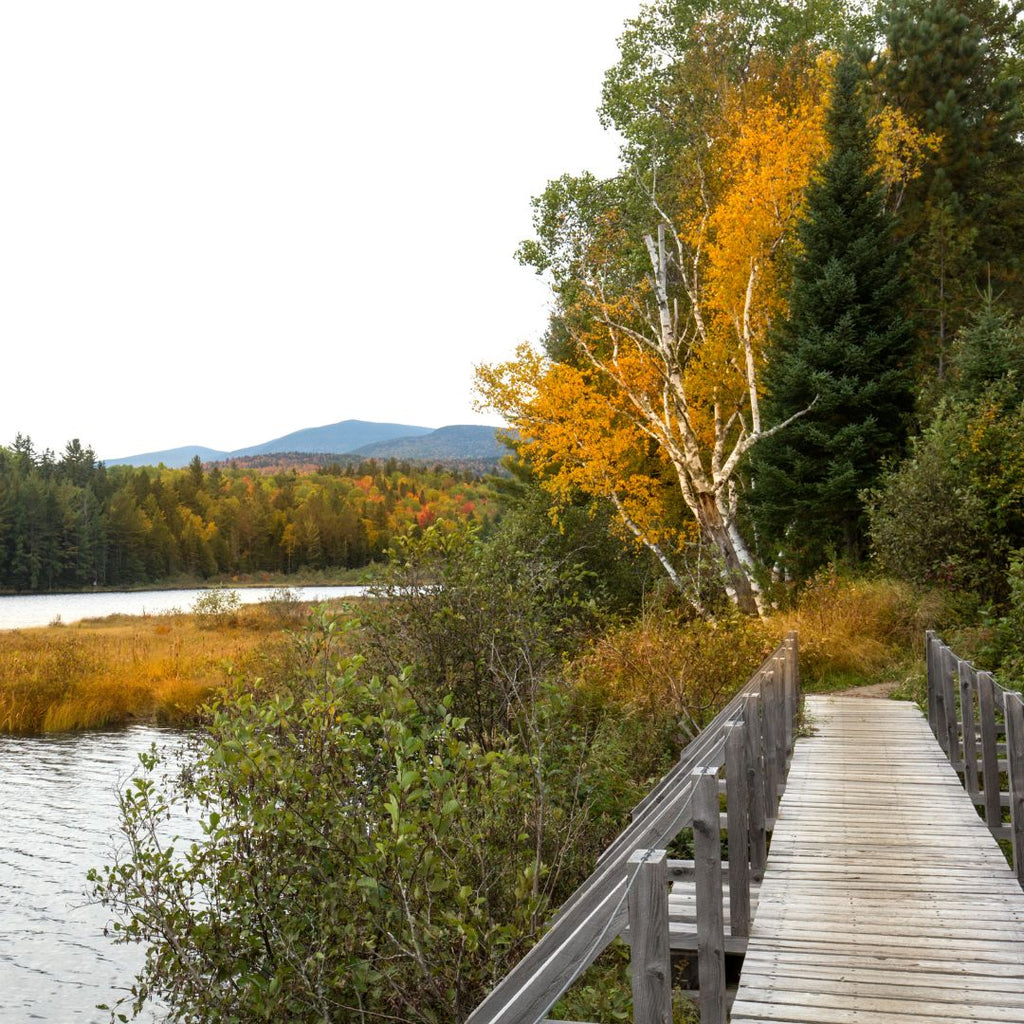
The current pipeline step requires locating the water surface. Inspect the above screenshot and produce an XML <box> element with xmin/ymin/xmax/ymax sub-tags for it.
<box><xmin>0</xmin><ymin>726</ymin><xmax>188</xmax><ymax>1022</ymax></box>
<box><xmin>0</xmin><ymin>585</ymin><xmax>365</xmax><ymax>630</ymax></box>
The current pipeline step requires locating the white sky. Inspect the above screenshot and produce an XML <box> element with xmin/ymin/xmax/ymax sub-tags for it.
<box><xmin>0</xmin><ymin>1</ymin><xmax>637</xmax><ymax>461</ymax></box>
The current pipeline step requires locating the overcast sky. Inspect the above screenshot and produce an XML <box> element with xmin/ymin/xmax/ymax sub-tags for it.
<box><xmin>0</xmin><ymin>2</ymin><xmax>638</xmax><ymax>461</ymax></box>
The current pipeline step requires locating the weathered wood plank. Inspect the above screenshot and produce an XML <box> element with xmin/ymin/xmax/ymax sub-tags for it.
<box><xmin>692</xmin><ymin>766</ymin><xmax>726</xmax><ymax>1024</ymax></box>
<box><xmin>626</xmin><ymin>849</ymin><xmax>671</xmax><ymax>1024</ymax></box>
<box><xmin>977</xmin><ymin>670</ymin><xmax>1004</xmax><ymax>830</ymax></box>
<box><xmin>1005</xmin><ymin>689</ymin><xmax>1024</xmax><ymax>886</ymax></box>
<box><xmin>732</xmin><ymin>694</ymin><xmax>1024</xmax><ymax>1023</ymax></box>
<box><xmin>960</xmin><ymin>659</ymin><xmax>980</xmax><ymax>799</ymax></box>
<box><xmin>943</xmin><ymin>644</ymin><xmax>963</xmax><ymax>769</ymax></box>
<box><xmin>745</xmin><ymin>691</ymin><xmax>768</xmax><ymax>882</ymax></box>
<box><xmin>724</xmin><ymin>718</ymin><xmax>751</xmax><ymax>938</ymax></box>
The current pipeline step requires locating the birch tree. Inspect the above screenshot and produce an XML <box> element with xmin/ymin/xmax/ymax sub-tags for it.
<box><xmin>478</xmin><ymin>55</ymin><xmax>832</xmax><ymax>615</ymax></box>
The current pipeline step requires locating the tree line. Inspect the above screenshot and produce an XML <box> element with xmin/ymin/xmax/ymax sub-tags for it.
<box><xmin>0</xmin><ymin>435</ymin><xmax>495</xmax><ymax>591</ymax></box>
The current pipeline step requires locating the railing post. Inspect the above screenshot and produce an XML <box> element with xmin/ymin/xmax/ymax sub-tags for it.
<box><xmin>959</xmin><ymin>661</ymin><xmax>979</xmax><ymax>801</ymax></box>
<box><xmin>925</xmin><ymin>630</ymin><xmax>937</xmax><ymax>737</ymax></box>
<box><xmin>780</xmin><ymin>645</ymin><xmax>794</xmax><ymax>755</ymax></box>
<box><xmin>724</xmin><ymin>719</ymin><xmax>751</xmax><ymax>937</ymax></box>
<box><xmin>977</xmin><ymin>671</ymin><xmax>1002</xmax><ymax>831</ymax></box>
<box><xmin>761</xmin><ymin>669</ymin><xmax>779</xmax><ymax>820</ymax></box>
<box><xmin>933</xmin><ymin>638</ymin><xmax>950</xmax><ymax>756</ymax></box>
<box><xmin>744</xmin><ymin>692</ymin><xmax>768</xmax><ymax>881</ymax></box>
<box><xmin>770</xmin><ymin>663</ymin><xmax>787</xmax><ymax>803</ymax></box>
<box><xmin>692</xmin><ymin>767</ymin><xmax>727</xmax><ymax>1024</ymax></box>
<box><xmin>785</xmin><ymin>631</ymin><xmax>800</xmax><ymax>752</ymax></box>
<box><xmin>1004</xmin><ymin>692</ymin><xmax>1024</xmax><ymax>887</ymax></box>
<box><xmin>942</xmin><ymin>646</ymin><xmax>962</xmax><ymax>770</ymax></box>
<box><xmin>627</xmin><ymin>848</ymin><xmax>672</xmax><ymax>1024</ymax></box>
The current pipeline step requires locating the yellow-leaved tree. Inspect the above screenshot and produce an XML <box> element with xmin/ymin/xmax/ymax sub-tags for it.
<box><xmin>478</xmin><ymin>54</ymin><xmax>833</xmax><ymax>615</ymax></box>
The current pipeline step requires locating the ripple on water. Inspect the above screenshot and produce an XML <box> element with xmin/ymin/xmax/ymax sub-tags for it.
<box><xmin>0</xmin><ymin>726</ymin><xmax>191</xmax><ymax>1022</ymax></box>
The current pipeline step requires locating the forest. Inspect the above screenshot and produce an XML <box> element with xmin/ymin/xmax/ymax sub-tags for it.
<box><xmin>86</xmin><ymin>0</ymin><xmax>1024</xmax><ymax>1020</ymax></box>
<box><xmin>0</xmin><ymin>436</ymin><xmax>496</xmax><ymax>591</ymax></box>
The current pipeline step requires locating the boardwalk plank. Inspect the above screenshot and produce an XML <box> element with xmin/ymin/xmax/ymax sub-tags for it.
<box><xmin>731</xmin><ymin>695</ymin><xmax>1024</xmax><ymax>1023</ymax></box>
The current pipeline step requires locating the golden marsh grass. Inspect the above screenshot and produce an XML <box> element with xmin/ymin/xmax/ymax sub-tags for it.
<box><xmin>0</xmin><ymin>601</ymin><xmax>322</xmax><ymax>734</ymax></box>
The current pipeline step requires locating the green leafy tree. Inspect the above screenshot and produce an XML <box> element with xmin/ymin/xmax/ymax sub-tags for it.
<box><xmin>748</xmin><ymin>54</ymin><xmax>914</xmax><ymax>575</ymax></box>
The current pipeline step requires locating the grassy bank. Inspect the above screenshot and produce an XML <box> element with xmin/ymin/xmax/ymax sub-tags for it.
<box><xmin>0</xmin><ymin>598</ymin><xmax>354</xmax><ymax>734</ymax></box>
<box><xmin>2</xmin><ymin>571</ymin><xmax>937</xmax><ymax>737</ymax></box>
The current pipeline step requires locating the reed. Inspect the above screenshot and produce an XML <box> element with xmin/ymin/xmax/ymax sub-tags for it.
<box><xmin>0</xmin><ymin>601</ymin><xmax>326</xmax><ymax>734</ymax></box>
<box><xmin>767</xmin><ymin>572</ymin><xmax>922</xmax><ymax>690</ymax></box>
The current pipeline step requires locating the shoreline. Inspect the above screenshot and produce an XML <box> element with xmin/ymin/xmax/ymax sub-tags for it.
<box><xmin>0</xmin><ymin>568</ymin><xmax>380</xmax><ymax>599</ymax></box>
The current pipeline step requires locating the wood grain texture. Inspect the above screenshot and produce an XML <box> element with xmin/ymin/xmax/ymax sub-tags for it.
<box><xmin>693</xmin><ymin>767</ymin><xmax>727</xmax><ymax>1024</ymax></box>
<box><xmin>725</xmin><ymin>720</ymin><xmax>751</xmax><ymax>938</ymax></box>
<box><xmin>626</xmin><ymin>849</ymin><xmax>672</xmax><ymax>1024</ymax></box>
<box><xmin>1005</xmin><ymin>691</ymin><xmax>1024</xmax><ymax>888</ymax></box>
<box><xmin>977</xmin><ymin>670</ymin><xmax>1003</xmax><ymax>831</ymax></box>
<box><xmin>731</xmin><ymin>695</ymin><xmax>1024</xmax><ymax>1024</ymax></box>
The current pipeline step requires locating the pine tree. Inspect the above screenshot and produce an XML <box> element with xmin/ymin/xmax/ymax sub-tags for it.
<box><xmin>948</xmin><ymin>288</ymin><xmax>1024</xmax><ymax>403</ymax></box>
<box><xmin>747</xmin><ymin>55</ymin><xmax>915</xmax><ymax>577</ymax></box>
<box><xmin>875</xmin><ymin>0</ymin><xmax>1024</xmax><ymax>358</ymax></box>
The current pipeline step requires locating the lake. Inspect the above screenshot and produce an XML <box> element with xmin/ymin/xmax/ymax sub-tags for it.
<box><xmin>0</xmin><ymin>584</ymin><xmax>366</xmax><ymax>631</ymax></box>
<box><xmin>0</xmin><ymin>584</ymin><xmax>367</xmax><ymax>1020</ymax></box>
<box><xmin>0</xmin><ymin>725</ymin><xmax>191</xmax><ymax>1022</ymax></box>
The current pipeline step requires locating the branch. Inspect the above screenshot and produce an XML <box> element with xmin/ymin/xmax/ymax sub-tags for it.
<box><xmin>608</xmin><ymin>492</ymin><xmax>708</xmax><ymax>617</ymax></box>
<box><xmin>716</xmin><ymin>395</ymin><xmax>819</xmax><ymax>489</ymax></box>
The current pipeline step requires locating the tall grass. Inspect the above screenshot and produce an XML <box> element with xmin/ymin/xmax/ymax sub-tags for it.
<box><xmin>766</xmin><ymin>571</ymin><xmax>936</xmax><ymax>691</ymax></box>
<box><xmin>0</xmin><ymin>600</ymin><xmax>331</xmax><ymax>734</ymax></box>
<box><xmin>569</xmin><ymin>572</ymin><xmax>939</xmax><ymax>739</ymax></box>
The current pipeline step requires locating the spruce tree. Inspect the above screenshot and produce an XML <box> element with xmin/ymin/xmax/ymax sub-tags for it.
<box><xmin>748</xmin><ymin>55</ymin><xmax>915</xmax><ymax>577</ymax></box>
<box><xmin>875</xmin><ymin>0</ymin><xmax>1024</xmax><ymax>356</ymax></box>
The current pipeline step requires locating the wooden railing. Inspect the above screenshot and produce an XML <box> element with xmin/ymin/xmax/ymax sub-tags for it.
<box><xmin>466</xmin><ymin>632</ymin><xmax>800</xmax><ymax>1024</ymax></box>
<box><xmin>926</xmin><ymin>631</ymin><xmax>1024</xmax><ymax>885</ymax></box>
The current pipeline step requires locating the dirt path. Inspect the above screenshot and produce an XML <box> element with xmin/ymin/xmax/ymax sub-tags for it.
<box><xmin>833</xmin><ymin>679</ymin><xmax>898</xmax><ymax>699</ymax></box>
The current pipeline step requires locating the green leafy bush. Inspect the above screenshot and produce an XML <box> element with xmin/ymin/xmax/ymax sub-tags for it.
<box><xmin>190</xmin><ymin>586</ymin><xmax>241</xmax><ymax>625</ymax></box>
<box><xmin>91</xmin><ymin>611</ymin><xmax>545</xmax><ymax>1023</ymax></box>
<box><xmin>867</xmin><ymin>385</ymin><xmax>1024</xmax><ymax>602</ymax></box>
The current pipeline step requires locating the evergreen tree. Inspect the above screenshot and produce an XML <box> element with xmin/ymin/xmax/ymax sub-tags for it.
<box><xmin>874</xmin><ymin>0</ymin><xmax>1024</xmax><ymax>360</ymax></box>
<box><xmin>748</xmin><ymin>55</ymin><xmax>915</xmax><ymax>576</ymax></box>
<box><xmin>948</xmin><ymin>287</ymin><xmax>1024</xmax><ymax>402</ymax></box>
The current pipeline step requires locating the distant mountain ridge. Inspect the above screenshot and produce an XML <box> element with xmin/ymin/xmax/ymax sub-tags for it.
<box><xmin>105</xmin><ymin>419</ymin><xmax>508</xmax><ymax>468</ymax></box>
<box><xmin>350</xmin><ymin>425</ymin><xmax>513</xmax><ymax>461</ymax></box>
<box><xmin>230</xmin><ymin>419</ymin><xmax>433</xmax><ymax>458</ymax></box>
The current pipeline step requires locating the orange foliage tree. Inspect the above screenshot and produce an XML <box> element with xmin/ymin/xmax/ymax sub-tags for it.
<box><xmin>478</xmin><ymin>55</ymin><xmax>833</xmax><ymax>615</ymax></box>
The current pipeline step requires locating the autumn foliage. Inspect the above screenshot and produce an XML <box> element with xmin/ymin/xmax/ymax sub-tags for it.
<box><xmin>479</xmin><ymin>53</ymin><xmax>837</xmax><ymax>614</ymax></box>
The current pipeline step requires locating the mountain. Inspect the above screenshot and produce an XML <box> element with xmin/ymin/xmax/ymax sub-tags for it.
<box><xmin>105</xmin><ymin>445</ymin><xmax>229</xmax><ymax>469</ymax></box>
<box><xmin>229</xmin><ymin>419</ymin><xmax>433</xmax><ymax>458</ymax></box>
<box><xmin>103</xmin><ymin>419</ymin><xmax>508</xmax><ymax>468</ymax></box>
<box><xmin>350</xmin><ymin>425</ymin><xmax>512</xmax><ymax>461</ymax></box>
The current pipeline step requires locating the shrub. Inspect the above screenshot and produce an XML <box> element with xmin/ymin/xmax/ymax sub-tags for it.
<box><xmin>569</xmin><ymin>608</ymin><xmax>772</xmax><ymax>755</ymax></box>
<box><xmin>190</xmin><ymin>587</ymin><xmax>241</xmax><ymax>625</ymax></box>
<box><xmin>91</xmin><ymin>612</ymin><xmax>547</xmax><ymax>1024</ymax></box>
<box><xmin>358</xmin><ymin>523</ymin><xmax>604</xmax><ymax>747</ymax></box>
<box><xmin>258</xmin><ymin>586</ymin><xmax>307</xmax><ymax>627</ymax></box>
<box><xmin>769</xmin><ymin>570</ymin><xmax>921</xmax><ymax>689</ymax></box>
<box><xmin>969</xmin><ymin>551</ymin><xmax>1024</xmax><ymax>689</ymax></box>
<box><xmin>867</xmin><ymin>383</ymin><xmax>1024</xmax><ymax>603</ymax></box>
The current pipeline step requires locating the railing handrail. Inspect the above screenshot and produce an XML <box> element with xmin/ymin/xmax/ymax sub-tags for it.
<box><xmin>466</xmin><ymin>631</ymin><xmax>800</xmax><ymax>1024</ymax></box>
<box><xmin>925</xmin><ymin>631</ymin><xmax>1024</xmax><ymax>887</ymax></box>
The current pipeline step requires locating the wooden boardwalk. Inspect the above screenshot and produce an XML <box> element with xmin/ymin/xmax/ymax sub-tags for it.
<box><xmin>731</xmin><ymin>694</ymin><xmax>1024</xmax><ymax>1024</ymax></box>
